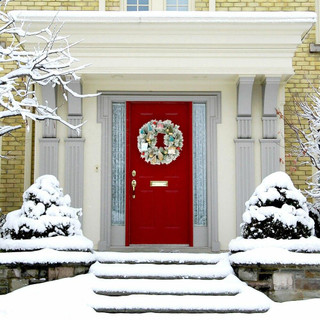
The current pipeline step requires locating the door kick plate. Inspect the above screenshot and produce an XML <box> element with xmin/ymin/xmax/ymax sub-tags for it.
<box><xmin>150</xmin><ymin>181</ymin><xmax>168</xmax><ymax>187</ymax></box>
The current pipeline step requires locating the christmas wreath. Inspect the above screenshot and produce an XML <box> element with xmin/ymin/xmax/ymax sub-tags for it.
<box><xmin>137</xmin><ymin>120</ymin><xmax>183</xmax><ymax>165</ymax></box>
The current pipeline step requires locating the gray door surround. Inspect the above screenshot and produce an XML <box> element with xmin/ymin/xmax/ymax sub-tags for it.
<box><xmin>97</xmin><ymin>92</ymin><xmax>221</xmax><ymax>252</ymax></box>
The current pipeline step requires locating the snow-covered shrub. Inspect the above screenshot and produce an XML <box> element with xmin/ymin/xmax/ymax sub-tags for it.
<box><xmin>0</xmin><ymin>175</ymin><xmax>82</xmax><ymax>239</ymax></box>
<box><xmin>308</xmin><ymin>204</ymin><xmax>320</xmax><ymax>238</ymax></box>
<box><xmin>241</xmin><ymin>172</ymin><xmax>315</xmax><ymax>240</ymax></box>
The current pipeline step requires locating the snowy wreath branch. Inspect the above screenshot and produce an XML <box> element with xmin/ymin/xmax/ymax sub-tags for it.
<box><xmin>0</xmin><ymin>0</ymin><xmax>97</xmax><ymax>154</ymax></box>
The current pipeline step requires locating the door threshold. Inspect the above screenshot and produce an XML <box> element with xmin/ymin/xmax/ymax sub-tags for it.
<box><xmin>106</xmin><ymin>246</ymin><xmax>212</xmax><ymax>253</ymax></box>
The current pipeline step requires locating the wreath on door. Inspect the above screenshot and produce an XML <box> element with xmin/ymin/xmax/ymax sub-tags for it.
<box><xmin>137</xmin><ymin>120</ymin><xmax>183</xmax><ymax>165</ymax></box>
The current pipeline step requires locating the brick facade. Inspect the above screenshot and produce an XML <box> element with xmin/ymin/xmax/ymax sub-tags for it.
<box><xmin>0</xmin><ymin>0</ymin><xmax>317</xmax><ymax>214</ymax></box>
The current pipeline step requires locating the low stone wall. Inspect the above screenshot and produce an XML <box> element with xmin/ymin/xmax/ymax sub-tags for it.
<box><xmin>233</xmin><ymin>264</ymin><xmax>320</xmax><ymax>302</ymax></box>
<box><xmin>0</xmin><ymin>263</ymin><xmax>92</xmax><ymax>294</ymax></box>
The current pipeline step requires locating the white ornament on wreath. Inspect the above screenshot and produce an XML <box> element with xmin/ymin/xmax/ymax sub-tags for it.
<box><xmin>137</xmin><ymin>120</ymin><xmax>184</xmax><ymax>165</ymax></box>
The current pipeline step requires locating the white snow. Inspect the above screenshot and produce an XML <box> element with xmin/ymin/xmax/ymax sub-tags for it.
<box><xmin>0</xmin><ymin>248</ymin><xmax>318</xmax><ymax>318</ymax></box>
<box><xmin>90</xmin><ymin>258</ymin><xmax>234</xmax><ymax>279</ymax></box>
<box><xmin>1</xmin><ymin>175</ymin><xmax>83</xmax><ymax>239</ymax></box>
<box><xmin>95</xmin><ymin>251</ymin><xmax>228</xmax><ymax>264</ymax></box>
<box><xmin>0</xmin><ymin>264</ymin><xmax>317</xmax><ymax>320</ymax></box>
<box><xmin>91</xmin><ymin>287</ymin><xmax>270</xmax><ymax>313</ymax></box>
<box><xmin>0</xmin><ymin>235</ymin><xmax>93</xmax><ymax>251</ymax></box>
<box><xmin>230</xmin><ymin>247</ymin><xmax>320</xmax><ymax>265</ymax></box>
<box><xmin>10</xmin><ymin>10</ymin><xmax>316</xmax><ymax>24</ymax></box>
<box><xmin>92</xmin><ymin>275</ymin><xmax>241</xmax><ymax>295</ymax></box>
<box><xmin>241</xmin><ymin>171</ymin><xmax>315</xmax><ymax>238</ymax></box>
<box><xmin>229</xmin><ymin>236</ymin><xmax>320</xmax><ymax>253</ymax></box>
<box><xmin>0</xmin><ymin>248</ymin><xmax>95</xmax><ymax>265</ymax></box>
<box><xmin>245</xmin><ymin>171</ymin><xmax>308</xmax><ymax>211</ymax></box>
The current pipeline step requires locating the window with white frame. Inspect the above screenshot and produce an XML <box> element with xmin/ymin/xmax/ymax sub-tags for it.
<box><xmin>122</xmin><ymin>0</ymin><xmax>197</xmax><ymax>11</ymax></box>
<box><xmin>127</xmin><ymin>0</ymin><xmax>149</xmax><ymax>11</ymax></box>
<box><xmin>166</xmin><ymin>0</ymin><xmax>189</xmax><ymax>11</ymax></box>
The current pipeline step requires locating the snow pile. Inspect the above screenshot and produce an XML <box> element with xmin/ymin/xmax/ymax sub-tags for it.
<box><xmin>241</xmin><ymin>172</ymin><xmax>314</xmax><ymax>240</ymax></box>
<box><xmin>0</xmin><ymin>175</ymin><xmax>82</xmax><ymax>240</ymax></box>
<box><xmin>0</xmin><ymin>235</ymin><xmax>93</xmax><ymax>252</ymax></box>
<box><xmin>0</xmin><ymin>248</ymin><xmax>95</xmax><ymax>265</ymax></box>
<box><xmin>229</xmin><ymin>236</ymin><xmax>320</xmax><ymax>253</ymax></box>
<box><xmin>230</xmin><ymin>247</ymin><xmax>320</xmax><ymax>265</ymax></box>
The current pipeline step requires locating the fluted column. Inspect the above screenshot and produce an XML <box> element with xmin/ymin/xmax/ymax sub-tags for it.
<box><xmin>260</xmin><ymin>77</ymin><xmax>281</xmax><ymax>179</ymax></box>
<box><xmin>64</xmin><ymin>80</ymin><xmax>85</xmax><ymax>210</ymax></box>
<box><xmin>235</xmin><ymin>76</ymin><xmax>255</xmax><ymax>235</ymax></box>
<box><xmin>39</xmin><ymin>84</ymin><xmax>59</xmax><ymax>177</ymax></box>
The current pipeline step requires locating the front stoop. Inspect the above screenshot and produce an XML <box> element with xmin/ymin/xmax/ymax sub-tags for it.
<box><xmin>89</xmin><ymin>252</ymin><xmax>270</xmax><ymax>314</ymax></box>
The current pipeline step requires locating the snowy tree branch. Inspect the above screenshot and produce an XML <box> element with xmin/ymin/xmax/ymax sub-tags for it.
<box><xmin>0</xmin><ymin>0</ymin><xmax>97</xmax><ymax>142</ymax></box>
<box><xmin>280</xmin><ymin>86</ymin><xmax>320</xmax><ymax>210</ymax></box>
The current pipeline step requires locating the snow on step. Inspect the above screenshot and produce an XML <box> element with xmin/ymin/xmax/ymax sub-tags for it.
<box><xmin>93</xmin><ymin>274</ymin><xmax>241</xmax><ymax>296</ymax></box>
<box><xmin>91</xmin><ymin>286</ymin><xmax>271</xmax><ymax>313</ymax></box>
<box><xmin>90</xmin><ymin>258</ymin><xmax>233</xmax><ymax>279</ymax></box>
<box><xmin>95</xmin><ymin>251</ymin><xmax>228</xmax><ymax>264</ymax></box>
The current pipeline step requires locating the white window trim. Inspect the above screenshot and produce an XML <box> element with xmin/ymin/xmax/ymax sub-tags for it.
<box><xmin>120</xmin><ymin>0</ymin><xmax>196</xmax><ymax>11</ymax></box>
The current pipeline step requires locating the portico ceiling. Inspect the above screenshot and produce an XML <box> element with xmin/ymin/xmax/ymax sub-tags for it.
<box><xmin>10</xmin><ymin>11</ymin><xmax>316</xmax><ymax>80</ymax></box>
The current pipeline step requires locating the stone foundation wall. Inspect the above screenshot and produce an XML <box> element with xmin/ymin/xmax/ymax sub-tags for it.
<box><xmin>233</xmin><ymin>264</ymin><xmax>320</xmax><ymax>302</ymax></box>
<box><xmin>0</xmin><ymin>263</ymin><xmax>92</xmax><ymax>294</ymax></box>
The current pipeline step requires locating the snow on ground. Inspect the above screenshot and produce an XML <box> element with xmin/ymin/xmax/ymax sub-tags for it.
<box><xmin>0</xmin><ymin>235</ymin><xmax>93</xmax><ymax>252</ymax></box>
<box><xmin>0</xmin><ymin>272</ymin><xmax>318</xmax><ymax>320</ymax></box>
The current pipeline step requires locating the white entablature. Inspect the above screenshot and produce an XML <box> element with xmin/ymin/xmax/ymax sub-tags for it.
<box><xmin>10</xmin><ymin>11</ymin><xmax>315</xmax><ymax>79</ymax></box>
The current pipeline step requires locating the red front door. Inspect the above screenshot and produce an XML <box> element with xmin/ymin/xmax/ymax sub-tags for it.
<box><xmin>126</xmin><ymin>101</ymin><xmax>193</xmax><ymax>245</ymax></box>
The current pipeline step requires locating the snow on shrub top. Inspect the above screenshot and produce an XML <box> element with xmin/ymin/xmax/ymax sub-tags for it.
<box><xmin>1</xmin><ymin>175</ymin><xmax>82</xmax><ymax>240</ymax></box>
<box><xmin>245</xmin><ymin>171</ymin><xmax>308</xmax><ymax>212</ymax></box>
<box><xmin>241</xmin><ymin>171</ymin><xmax>314</xmax><ymax>240</ymax></box>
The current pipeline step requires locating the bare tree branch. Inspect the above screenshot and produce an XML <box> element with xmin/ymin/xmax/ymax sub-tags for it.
<box><xmin>0</xmin><ymin>0</ymin><xmax>98</xmax><ymax>143</ymax></box>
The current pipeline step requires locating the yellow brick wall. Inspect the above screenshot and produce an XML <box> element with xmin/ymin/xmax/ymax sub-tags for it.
<box><xmin>195</xmin><ymin>0</ymin><xmax>209</xmax><ymax>10</ymax></box>
<box><xmin>105</xmin><ymin>0</ymin><xmax>120</xmax><ymax>11</ymax></box>
<box><xmin>216</xmin><ymin>0</ymin><xmax>317</xmax><ymax>192</ymax></box>
<box><xmin>5</xmin><ymin>0</ymin><xmax>99</xmax><ymax>11</ymax></box>
<box><xmin>216</xmin><ymin>0</ymin><xmax>314</xmax><ymax>12</ymax></box>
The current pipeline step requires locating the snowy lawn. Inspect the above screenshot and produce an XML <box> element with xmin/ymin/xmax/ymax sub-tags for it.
<box><xmin>0</xmin><ymin>272</ymin><xmax>318</xmax><ymax>320</ymax></box>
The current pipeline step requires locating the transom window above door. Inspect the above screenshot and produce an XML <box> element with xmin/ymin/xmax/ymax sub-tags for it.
<box><xmin>127</xmin><ymin>0</ymin><xmax>149</xmax><ymax>11</ymax></box>
<box><xmin>123</xmin><ymin>0</ymin><xmax>195</xmax><ymax>11</ymax></box>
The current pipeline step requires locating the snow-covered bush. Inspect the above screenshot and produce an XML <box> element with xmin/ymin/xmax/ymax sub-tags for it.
<box><xmin>241</xmin><ymin>172</ymin><xmax>315</xmax><ymax>240</ymax></box>
<box><xmin>308</xmin><ymin>204</ymin><xmax>320</xmax><ymax>238</ymax></box>
<box><xmin>0</xmin><ymin>175</ymin><xmax>82</xmax><ymax>239</ymax></box>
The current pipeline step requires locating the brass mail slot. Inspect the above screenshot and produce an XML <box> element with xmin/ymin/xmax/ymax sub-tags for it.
<box><xmin>150</xmin><ymin>180</ymin><xmax>168</xmax><ymax>187</ymax></box>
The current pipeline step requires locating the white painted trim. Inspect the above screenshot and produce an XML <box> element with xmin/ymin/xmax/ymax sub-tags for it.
<box><xmin>99</xmin><ymin>0</ymin><xmax>105</xmax><ymax>11</ymax></box>
<box><xmin>97</xmin><ymin>92</ymin><xmax>221</xmax><ymax>251</ymax></box>
<box><xmin>209</xmin><ymin>0</ymin><xmax>215</xmax><ymax>11</ymax></box>
<box><xmin>24</xmin><ymin>122</ymin><xmax>33</xmax><ymax>190</ymax></box>
<box><xmin>14</xmin><ymin>11</ymin><xmax>314</xmax><ymax>78</ymax></box>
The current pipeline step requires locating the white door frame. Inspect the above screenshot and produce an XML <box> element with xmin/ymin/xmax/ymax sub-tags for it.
<box><xmin>97</xmin><ymin>92</ymin><xmax>221</xmax><ymax>251</ymax></box>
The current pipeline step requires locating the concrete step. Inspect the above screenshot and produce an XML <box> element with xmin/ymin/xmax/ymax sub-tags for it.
<box><xmin>89</xmin><ymin>252</ymin><xmax>271</xmax><ymax>314</ymax></box>
<box><xmin>95</xmin><ymin>251</ymin><xmax>227</xmax><ymax>264</ymax></box>
<box><xmin>90</xmin><ymin>259</ymin><xmax>233</xmax><ymax>280</ymax></box>
<box><xmin>93</xmin><ymin>275</ymin><xmax>241</xmax><ymax>296</ymax></box>
<box><xmin>91</xmin><ymin>288</ymin><xmax>270</xmax><ymax>313</ymax></box>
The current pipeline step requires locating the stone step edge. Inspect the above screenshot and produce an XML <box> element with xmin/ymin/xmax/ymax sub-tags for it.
<box><xmin>93</xmin><ymin>307</ymin><xmax>268</xmax><ymax>314</ymax></box>
<box><xmin>95</xmin><ymin>275</ymin><xmax>226</xmax><ymax>280</ymax></box>
<box><xmin>96</xmin><ymin>261</ymin><xmax>218</xmax><ymax>265</ymax></box>
<box><xmin>94</xmin><ymin>290</ymin><xmax>238</xmax><ymax>296</ymax></box>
